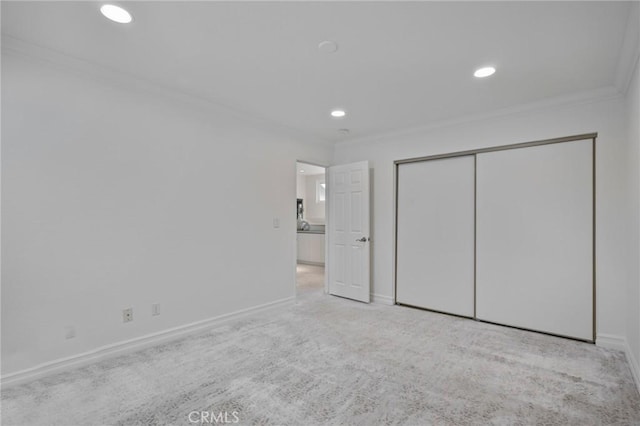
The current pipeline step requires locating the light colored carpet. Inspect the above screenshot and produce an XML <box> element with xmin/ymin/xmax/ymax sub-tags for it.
<box><xmin>296</xmin><ymin>263</ymin><xmax>325</xmax><ymax>294</ymax></box>
<box><xmin>2</xmin><ymin>269</ymin><xmax>639</xmax><ymax>425</ymax></box>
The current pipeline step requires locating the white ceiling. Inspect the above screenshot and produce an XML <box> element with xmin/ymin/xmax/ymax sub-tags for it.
<box><xmin>1</xmin><ymin>2</ymin><xmax>635</xmax><ymax>143</ymax></box>
<box><xmin>297</xmin><ymin>162</ymin><xmax>325</xmax><ymax>176</ymax></box>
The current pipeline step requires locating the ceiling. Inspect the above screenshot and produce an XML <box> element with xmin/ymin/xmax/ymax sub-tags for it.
<box><xmin>1</xmin><ymin>2</ymin><xmax>635</xmax><ymax>143</ymax></box>
<box><xmin>297</xmin><ymin>163</ymin><xmax>325</xmax><ymax>176</ymax></box>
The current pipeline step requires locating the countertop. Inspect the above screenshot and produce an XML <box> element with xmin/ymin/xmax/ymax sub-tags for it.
<box><xmin>297</xmin><ymin>230</ymin><xmax>325</xmax><ymax>234</ymax></box>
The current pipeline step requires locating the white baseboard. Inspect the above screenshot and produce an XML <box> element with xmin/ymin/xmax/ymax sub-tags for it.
<box><xmin>596</xmin><ymin>333</ymin><xmax>640</xmax><ymax>394</ymax></box>
<box><xmin>596</xmin><ymin>333</ymin><xmax>627</xmax><ymax>351</ymax></box>
<box><xmin>371</xmin><ymin>293</ymin><xmax>394</xmax><ymax>305</ymax></box>
<box><xmin>1</xmin><ymin>296</ymin><xmax>294</xmax><ymax>388</ymax></box>
<box><xmin>624</xmin><ymin>339</ymin><xmax>640</xmax><ymax>395</ymax></box>
<box><xmin>296</xmin><ymin>260</ymin><xmax>325</xmax><ymax>266</ymax></box>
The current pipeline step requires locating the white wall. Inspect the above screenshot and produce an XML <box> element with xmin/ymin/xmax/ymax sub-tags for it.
<box><xmin>625</xmin><ymin>55</ymin><xmax>640</xmax><ymax>380</ymax></box>
<box><xmin>304</xmin><ymin>174</ymin><xmax>325</xmax><ymax>224</ymax></box>
<box><xmin>1</xmin><ymin>51</ymin><xmax>332</xmax><ymax>375</ymax></box>
<box><xmin>296</xmin><ymin>173</ymin><xmax>306</xmax><ymax>201</ymax></box>
<box><xmin>334</xmin><ymin>94</ymin><xmax>629</xmax><ymax>341</ymax></box>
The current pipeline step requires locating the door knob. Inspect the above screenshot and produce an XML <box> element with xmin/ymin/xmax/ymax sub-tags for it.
<box><xmin>356</xmin><ymin>237</ymin><xmax>369</xmax><ymax>242</ymax></box>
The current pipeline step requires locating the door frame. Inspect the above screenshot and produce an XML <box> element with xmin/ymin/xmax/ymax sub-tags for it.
<box><xmin>392</xmin><ymin>132</ymin><xmax>597</xmax><ymax>342</ymax></box>
<box><xmin>295</xmin><ymin>160</ymin><xmax>330</xmax><ymax>294</ymax></box>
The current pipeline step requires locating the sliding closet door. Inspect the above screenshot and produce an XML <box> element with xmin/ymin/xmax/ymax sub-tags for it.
<box><xmin>476</xmin><ymin>139</ymin><xmax>593</xmax><ymax>341</ymax></box>
<box><xmin>396</xmin><ymin>156</ymin><xmax>475</xmax><ymax>317</ymax></box>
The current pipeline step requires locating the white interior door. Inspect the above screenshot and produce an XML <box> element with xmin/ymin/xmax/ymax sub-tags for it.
<box><xmin>476</xmin><ymin>139</ymin><xmax>593</xmax><ymax>341</ymax></box>
<box><xmin>396</xmin><ymin>156</ymin><xmax>475</xmax><ymax>317</ymax></box>
<box><xmin>328</xmin><ymin>161</ymin><xmax>370</xmax><ymax>303</ymax></box>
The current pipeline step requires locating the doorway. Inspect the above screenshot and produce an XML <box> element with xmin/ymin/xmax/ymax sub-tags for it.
<box><xmin>295</xmin><ymin>161</ymin><xmax>326</xmax><ymax>297</ymax></box>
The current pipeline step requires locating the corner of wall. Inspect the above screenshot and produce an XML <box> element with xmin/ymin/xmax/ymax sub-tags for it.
<box><xmin>615</xmin><ymin>1</ymin><xmax>640</xmax><ymax>95</ymax></box>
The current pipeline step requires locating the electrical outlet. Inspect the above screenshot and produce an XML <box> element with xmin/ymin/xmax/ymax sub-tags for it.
<box><xmin>273</xmin><ymin>218</ymin><xmax>280</xmax><ymax>228</ymax></box>
<box><xmin>152</xmin><ymin>303</ymin><xmax>160</xmax><ymax>316</ymax></box>
<box><xmin>123</xmin><ymin>308</ymin><xmax>133</xmax><ymax>323</ymax></box>
<box><xmin>64</xmin><ymin>326</ymin><xmax>76</xmax><ymax>339</ymax></box>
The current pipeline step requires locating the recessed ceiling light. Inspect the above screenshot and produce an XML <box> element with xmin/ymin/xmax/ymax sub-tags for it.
<box><xmin>474</xmin><ymin>66</ymin><xmax>496</xmax><ymax>78</ymax></box>
<box><xmin>318</xmin><ymin>40</ymin><xmax>339</xmax><ymax>53</ymax></box>
<box><xmin>100</xmin><ymin>4</ymin><xmax>133</xmax><ymax>24</ymax></box>
<box><xmin>331</xmin><ymin>109</ymin><xmax>346</xmax><ymax>118</ymax></box>
<box><xmin>300</xmin><ymin>169</ymin><xmax>305</xmax><ymax>173</ymax></box>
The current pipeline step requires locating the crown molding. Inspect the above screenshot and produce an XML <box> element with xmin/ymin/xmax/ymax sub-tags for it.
<box><xmin>614</xmin><ymin>1</ymin><xmax>640</xmax><ymax>96</ymax></box>
<box><xmin>1</xmin><ymin>34</ymin><xmax>334</xmax><ymax>148</ymax></box>
<box><xmin>336</xmin><ymin>85</ymin><xmax>622</xmax><ymax>149</ymax></box>
<box><xmin>338</xmin><ymin>3</ymin><xmax>638</xmax><ymax>150</ymax></box>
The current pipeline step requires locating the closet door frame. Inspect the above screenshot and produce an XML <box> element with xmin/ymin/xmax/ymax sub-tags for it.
<box><xmin>392</xmin><ymin>132</ymin><xmax>597</xmax><ymax>342</ymax></box>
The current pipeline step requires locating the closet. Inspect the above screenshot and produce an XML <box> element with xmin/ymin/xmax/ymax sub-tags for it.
<box><xmin>396</xmin><ymin>156</ymin><xmax>475</xmax><ymax>317</ymax></box>
<box><xmin>395</xmin><ymin>134</ymin><xmax>595</xmax><ymax>341</ymax></box>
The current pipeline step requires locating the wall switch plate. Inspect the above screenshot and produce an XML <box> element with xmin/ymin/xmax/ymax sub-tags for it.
<box><xmin>152</xmin><ymin>303</ymin><xmax>160</xmax><ymax>316</ymax></box>
<box><xmin>64</xmin><ymin>326</ymin><xmax>76</xmax><ymax>339</ymax></box>
<box><xmin>123</xmin><ymin>308</ymin><xmax>133</xmax><ymax>323</ymax></box>
<box><xmin>273</xmin><ymin>218</ymin><xmax>280</xmax><ymax>228</ymax></box>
